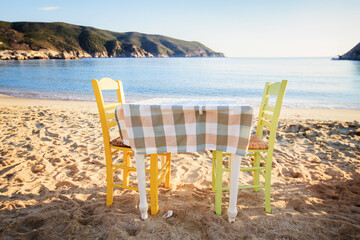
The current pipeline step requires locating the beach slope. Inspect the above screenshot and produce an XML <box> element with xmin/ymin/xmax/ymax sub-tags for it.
<box><xmin>0</xmin><ymin>96</ymin><xmax>359</xmax><ymax>239</ymax></box>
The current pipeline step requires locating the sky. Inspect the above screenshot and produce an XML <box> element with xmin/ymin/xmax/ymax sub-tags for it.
<box><xmin>1</xmin><ymin>0</ymin><xmax>360</xmax><ymax>57</ymax></box>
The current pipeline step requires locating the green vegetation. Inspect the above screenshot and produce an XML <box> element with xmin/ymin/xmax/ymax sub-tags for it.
<box><xmin>0</xmin><ymin>20</ymin><xmax>224</xmax><ymax>57</ymax></box>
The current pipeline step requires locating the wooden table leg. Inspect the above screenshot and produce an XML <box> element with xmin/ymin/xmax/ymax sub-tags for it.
<box><xmin>228</xmin><ymin>154</ymin><xmax>241</xmax><ymax>223</ymax></box>
<box><xmin>135</xmin><ymin>154</ymin><xmax>148</xmax><ymax>220</ymax></box>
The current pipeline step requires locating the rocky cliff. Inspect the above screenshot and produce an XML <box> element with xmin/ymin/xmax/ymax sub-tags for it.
<box><xmin>335</xmin><ymin>42</ymin><xmax>360</xmax><ymax>61</ymax></box>
<box><xmin>0</xmin><ymin>21</ymin><xmax>224</xmax><ymax>60</ymax></box>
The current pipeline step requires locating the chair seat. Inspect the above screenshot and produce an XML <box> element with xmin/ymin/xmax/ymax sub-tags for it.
<box><xmin>248</xmin><ymin>135</ymin><xmax>268</xmax><ymax>150</ymax></box>
<box><xmin>110</xmin><ymin>137</ymin><xmax>131</xmax><ymax>148</ymax></box>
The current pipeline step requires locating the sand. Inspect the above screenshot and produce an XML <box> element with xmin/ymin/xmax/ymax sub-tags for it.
<box><xmin>0</xmin><ymin>94</ymin><xmax>359</xmax><ymax>239</ymax></box>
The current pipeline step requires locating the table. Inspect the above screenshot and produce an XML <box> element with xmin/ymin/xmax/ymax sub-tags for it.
<box><xmin>115</xmin><ymin>98</ymin><xmax>254</xmax><ymax>222</ymax></box>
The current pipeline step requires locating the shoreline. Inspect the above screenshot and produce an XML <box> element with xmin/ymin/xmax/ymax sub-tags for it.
<box><xmin>1</xmin><ymin>94</ymin><xmax>359</xmax><ymax>121</ymax></box>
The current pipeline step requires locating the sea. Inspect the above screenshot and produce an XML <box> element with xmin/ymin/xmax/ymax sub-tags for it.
<box><xmin>0</xmin><ymin>57</ymin><xmax>359</xmax><ymax>109</ymax></box>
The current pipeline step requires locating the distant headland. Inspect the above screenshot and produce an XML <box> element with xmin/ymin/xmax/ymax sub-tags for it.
<box><xmin>0</xmin><ymin>21</ymin><xmax>224</xmax><ymax>60</ymax></box>
<box><xmin>332</xmin><ymin>42</ymin><xmax>360</xmax><ymax>61</ymax></box>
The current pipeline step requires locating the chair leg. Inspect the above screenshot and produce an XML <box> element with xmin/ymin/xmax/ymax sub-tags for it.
<box><xmin>105</xmin><ymin>147</ymin><xmax>114</xmax><ymax>206</ymax></box>
<box><xmin>160</xmin><ymin>154</ymin><xmax>166</xmax><ymax>166</ymax></box>
<box><xmin>264</xmin><ymin>154</ymin><xmax>273</xmax><ymax>213</ymax></box>
<box><xmin>123</xmin><ymin>150</ymin><xmax>130</xmax><ymax>187</ymax></box>
<box><xmin>214</xmin><ymin>151</ymin><xmax>224</xmax><ymax>215</ymax></box>
<box><xmin>164</xmin><ymin>153</ymin><xmax>171</xmax><ymax>188</ymax></box>
<box><xmin>150</xmin><ymin>154</ymin><xmax>159</xmax><ymax>215</ymax></box>
<box><xmin>253</xmin><ymin>152</ymin><xmax>261</xmax><ymax>192</ymax></box>
<box><xmin>212</xmin><ymin>152</ymin><xmax>216</xmax><ymax>191</ymax></box>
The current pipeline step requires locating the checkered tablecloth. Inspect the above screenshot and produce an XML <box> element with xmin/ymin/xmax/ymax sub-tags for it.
<box><xmin>115</xmin><ymin>98</ymin><xmax>254</xmax><ymax>156</ymax></box>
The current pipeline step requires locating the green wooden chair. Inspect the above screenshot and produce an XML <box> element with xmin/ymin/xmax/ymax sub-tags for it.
<box><xmin>212</xmin><ymin>80</ymin><xmax>288</xmax><ymax>214</ymax></box>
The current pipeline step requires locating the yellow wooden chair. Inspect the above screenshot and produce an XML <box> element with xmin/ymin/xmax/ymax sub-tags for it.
<box><xmin>92</xmin><ymin>77</ymin><xmax>171</xmax><ymax>215</ymax></box>
<box><xmin>212</xmin><ymin>80</ymin><xmax>288</xmax><ymax>214</ymax></box>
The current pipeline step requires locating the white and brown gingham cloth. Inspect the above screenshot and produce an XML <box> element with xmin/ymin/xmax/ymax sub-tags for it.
<box><xmin>115</xmin><ymin>98</ymin><xmax>253</xmax><ymax>156</ymax></box>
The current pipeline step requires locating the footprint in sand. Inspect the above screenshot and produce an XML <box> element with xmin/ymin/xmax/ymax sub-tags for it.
<box><xmin>55</xmin><ymin>181</ymin><xmax>76</xmax><ymax>189</ymax></box>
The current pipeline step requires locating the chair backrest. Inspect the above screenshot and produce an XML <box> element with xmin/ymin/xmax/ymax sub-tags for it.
<box><xmin>256</xmin><ymin>80</ymin><xmax>288</xmax><ymax>149</ymax></box>
<box><xmin>92</xmin><ymin>77</ymin><xmax>125</xmax><ymax>146</ymax></box>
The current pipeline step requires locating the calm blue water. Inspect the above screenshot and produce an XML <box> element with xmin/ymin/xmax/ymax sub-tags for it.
<box><xmin>0</xmin><ymin>57</ymin><xmax>359</xmax><ymax>109</ymax></box>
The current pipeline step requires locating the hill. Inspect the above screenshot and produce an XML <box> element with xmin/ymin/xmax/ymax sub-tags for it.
<box><xmin>334</xmin><ymin>42</ymin><xmax>360</xmax><ymax>61</ymax></box>
<box><xmin>0</xmin><ymin>21</ymin><xmax>224</xmax><ymax>60</ymax></box>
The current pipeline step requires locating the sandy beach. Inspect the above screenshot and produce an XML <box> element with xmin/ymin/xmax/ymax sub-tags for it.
<box><xmin>1</xmin><ymin>94</ymin><xmax>359</xmax><ymax>239</ymax></box>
